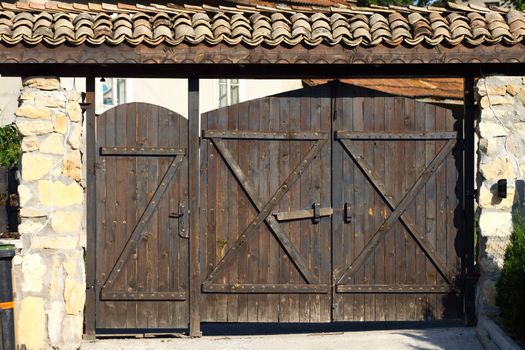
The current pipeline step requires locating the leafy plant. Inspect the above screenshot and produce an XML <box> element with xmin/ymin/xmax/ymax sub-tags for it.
<box><xmin>496</xmin><ymin>213</ymin><xmax>525</xmax><ymax>345</ymax></box>
<box><xmin>0</xmin><ymin>124</ymin><xmax>21</xmax><ymax>169</ymax></box>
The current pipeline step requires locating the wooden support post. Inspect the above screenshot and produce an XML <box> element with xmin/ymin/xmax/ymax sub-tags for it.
<box><xmin>463</xmin><ymin>75</ymin><xmax>477</xmax><ymax>325</ymax></box>
<box><xmin>188</xmin><ymin>78</ymin><xmax>202</xmax><ymax>337</ymax></box>
<box><xmin>84</xmin><ymin>76</ymin><xmax>97</xmax><ymax>339</ymax></box>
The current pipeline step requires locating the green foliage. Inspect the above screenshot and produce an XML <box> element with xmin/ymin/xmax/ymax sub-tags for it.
<box><xmin>0</xmin><ymin>124</ymin><xmax>21</xmax><ymax>169</ymax></box>
<box><xmin>496</xmin><ymin>213</ymin><xmax>525</xmax><ymax>344</ymax></box>
<box><xmin>509</xmin><ymin>0</ymin><xmax>525</xmax><ymax>11</ymax></box>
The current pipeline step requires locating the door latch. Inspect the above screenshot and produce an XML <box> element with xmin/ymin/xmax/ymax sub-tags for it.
<box><xmin>169</xmin><ymin>202</ymin><xmax>189</xmax><ymax>239</ymax></box>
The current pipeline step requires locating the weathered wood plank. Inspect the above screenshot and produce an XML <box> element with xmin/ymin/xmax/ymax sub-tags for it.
<box><xmin>203</xmin><ymin>284</ymin><xmax>330</xmax><ymax>294</ymax></box>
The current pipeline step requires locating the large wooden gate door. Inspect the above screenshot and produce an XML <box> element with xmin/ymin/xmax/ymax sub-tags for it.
<box><xmin>201</xmin><ymin>85</ymin><xmax>333</xmax><ymax>322</ymax></box>
<box><xmin>95</xmin><ymin>103</ymin><xmax>189</xmax><ymax>330</ymax></box>
<box><xmin>332</xmin><ymin>84</ymin><xmax>464</xmax><ymax>321</ymax></box>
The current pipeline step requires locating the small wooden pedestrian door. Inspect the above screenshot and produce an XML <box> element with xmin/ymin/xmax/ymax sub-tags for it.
<box><xmin>202</xmin><ymin>82</ymin><xmax>465</xmax><ymax>322</ymax></box>
<box><xmin>95</xmin><ymin>103</ymin><xmax>189</xmax><ymax>330</ymax></box>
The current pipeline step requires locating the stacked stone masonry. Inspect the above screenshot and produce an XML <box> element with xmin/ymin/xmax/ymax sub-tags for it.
<box><xmin>475</xmin><ymin>76</ymin><xmax>525</xmax><ymax>318</ymax></box>
<box><xmin>13</xmin><ymin>76</ymin><xmax>85</xmax><ymax>350</ymax></box>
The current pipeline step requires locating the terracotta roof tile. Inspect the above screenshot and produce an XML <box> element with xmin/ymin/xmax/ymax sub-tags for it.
<box><xmin>0</xmin><ymin>1</ymin><xmax>523</xmax><ymax>48</ymax></box>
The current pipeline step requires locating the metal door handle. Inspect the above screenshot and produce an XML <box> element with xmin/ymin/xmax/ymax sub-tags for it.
<box><xmin>169</xmin><ymin>202</ymin><xmax>189</xmax><ymax>239</ymax></box>
<box><xmin>273</xmin><ymin>203</ymin><xmax>333</xmax><ymax>223</ymax></box>
<box><xmin>344</xmin><ymin>203</ymin><xmax>352</xmax><ymax>223</ymax></box>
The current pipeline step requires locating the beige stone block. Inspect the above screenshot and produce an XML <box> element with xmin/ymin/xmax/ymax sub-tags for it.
<box><xmin>49</xmin><ymin>254</ymin><xmax>64</xmax><ymax>299</ymax></box>
<box><xmin>479</xmin><ymin>210</ymin><xmax>512</xmax><ymax>237</ymax></box>
<box><xmin>21</xmin><ymin>254</ymin><xmax>45</xmax><ymax>293</ymax></box>
<box><xmin>15</xmin><ymin>105</ymin><xmax>52</xmax><ymax>120</ymax></box>
<box><xmin>18</xmin><ymin>219</ymin><xmax>45</xmax><ymax>235</ymax></box>
<box><xmin>479</xmin><ymin>156</ymin><xmax>517</xmax><ymax>180</ymax></box>
<box><xmin>521</xmin><ymin>164</ymin><xmax>525</xmax><ymax>176</ymax></box>
<box><xmin>39</xmin><ymin>133</ymin><xmax>65</xmax><ymax>155</ymax></box>
<box><xmin>66</xmin><ymin>103</ymin><xmax>82</xmax><ymax>122</ymax></box>
<box><xmin>47</xmin><ymin>301</ymin><xmax>65</xmax><ymax>347</ymax></box>
<box><xmin>51</xmin><ymin>210</ymin><xmax>82</xmax><ymax>234</ymax></box>
<box><xmin>62</xmin><ymin>150</ymin><xmax>82</xmax><ymax>181</ymax></box>
<box><xmin>21</xmin><ymin>136</ymin><xmax>40</xmax><ymax>152</ymax></box>
<box><xmin>18</xmin><ymin>296</ymin><xmax>46</xmax><ymax>350</ymax></box>
<box><xmin>67</xmin><ymin>123</ymin><xmax>81</xmax><ymax>150</ymax></box>
<box><xmin>478</xmin><ymin>121</ymin><xmax>507</xmax><ymax>139</ymax></box>
<box><xmin>63</xmin><ymin>258</ymin><xmax>77</xmax><ymax>277</ymax></box>
<box><xmin>64</xmin><ymin>279</ymin><xmax>85</xmax><ymax>315</ymax></box>
<box><xmin>478</xmin><ymin>138</ymin><xmax>505</xmax><ymax>157</ymax></box>
<box><xmin>21</xmin><ymin>152</ymin><xmax>55</xmax><ymax>181</ymax></box>
<box><xmin>480</xmin><ymin>95</ymin><xmax>513</xmax><ymax>108</ymax></box>
<box><xmin>506</xmin><ymin>83</ymin><xmax>521</xmax><ymax>96</ymax></box>
<box><xmin>23</xmin><ymin>76</ymin><xmax>60</xmax><ymax>90</ymax></box>
<box><xmin>18</xmin><ymin>184</ymin><xmax>33</xmax><ymax>207</ymax></box>
<box><xmin>19</xmin><ymin>91</ymin><xmax>35</xmax><ymax>101</ymax></box>
<box><xmin>34</xmin><ymin>95</ymin><xmax>63</xmax><ymax>108</ymax></box>
<box><xmin>38</xmin><ymin>180</ymin><xmax>83</xmax><ymax>207</ymax></box>
<box><xmin>16</xmin><ymin>119</ymin><xmax>54</xmax><ymax>136</ymax></box>
<box><xmin>67</xmin><ymin>91</ymin><xmax>81</xmax><ymax>103</ymax></box>
<box><xmin>20</xmin><ymin>207</ymin><xmax>47</xmax><ymax>218</ymax></box>
<box><xmin>478</xmin><ymin>185</ymin><xmax>516</xmax><ymax>209</ymax></box>
<box><xmin>60</xmin><ymin>315</ymin><xmax>83</xmax><ymax>349</ymax></box>
<box><xmin>31</xmin><ymin>234</ymin><xmax>79</xmax><ymax>250</ymax></box>
<box><xmin>54</xmin><ymin>113</ymin><xmax>68</xmax><ymax>134</ymax></box>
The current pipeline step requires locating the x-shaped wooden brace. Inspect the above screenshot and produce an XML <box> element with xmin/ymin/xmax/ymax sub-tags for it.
<box><xmin>101</xmin><ymin>153</ymin><xmax>186</xmax><ymax>300</ymax></box>
<box><xmin>336</xmin><ymin>138</ymin><xmax>456</xmax><ymax>286</ymax></box>
<box><xmin>202</xmin><ymin>137</ymin><xmax>328</xmax><ymax>286</ymax></box>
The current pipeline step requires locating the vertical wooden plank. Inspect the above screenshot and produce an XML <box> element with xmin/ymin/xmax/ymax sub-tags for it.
<box><xmin>188</xmin><ymin>78</ymin><xmax>201</xmax><ymax>336</ymax></box>
<box><xmin>179</xmin><ymin>109</ymin><xmax>190</xmax><ymax>327</ymax></box>
<box><xmin>319</xmin><ymin>85</ymin><xmax>331</xmax><ymax>322</ymax></box>
<box><xmin>331</xmin><ymin>84</ymin><xmax>344</xmax><ymax>321</ymax></box>
<box><xmin>247</xmin><ymin>99</ymin><xmax>260</xmax><ymax>322</ymax></box>
<box><xmin>425</xmin><ymin>103</ymin><xmax>437</xmax><ymax>320</ymax></box>
<box><xmin>257</xmin><ymin>96</ymin><xmax>270</xmax><ymax>322</ymax></box>
<box><xmin>267</xmin><ymin>94</ymin><xmax>280</xmax><ymax>322</ymax></box>
<box><xmin>105</xmin><ymin>106</ymin><xmax>118</xmax><ymax>327</ymax></box>
<box><xmin>352</xmin><ymin>94</ymin><xmax>365</xmax><ymax>322</ymax></box>
<box><xmin>300</xmin><ymin>90</ymin><xmax>314</xmax><ymax>322</ymax></box>
<box><xmin>236</xmin><ymin>101</ymin><xmax>250</xmax><ymax>323</ymax></box>
<box><xmin>170</xmin><ymin>110</ymin><xmax>181</xmax><ymax>327</ymax></box>
<box><xmin>383</xmin><ymin>96</ymin><xmax>396</xmax><ymax>321</ymax></box>
<box><xmin>363</xmin><ymin>95</ymin><xmax>374</xmax><ymax>321</ymax></box>
<box><xmin>373</xmin><ymin>93</ymin><xmax>386</xmax><ymax>322</ymax></box>
<box><xmin>226</xmin><ymin>103</ymin><xmax>239</xmax><ymax>322</ymax></box>
<box><xmin>404</xmin><ymin>97</ymin><xmax>417</xmax><ymax>321</ymax></box>
<box><xmin>85</xmin><ymin>77</ymin><xmax>97</xmax><ymax>337</ymax></box>
<box><xmin>414</xmin><ymin>101</ymin><xmax>427</xmax><ymax>320</ymax></box>
<box><xmin>393</xmin><ymin>96</ymin><xmax>407</xmax><ymax>321</ymax></box>
<box><xmin>157</xmin><ymin>106</ymin><xmax>170</xmax><ymax>328</ymax></box>
<box><xmin>215</xmin><ymin>103</ymin><xmax>228</xmax><ymax>323</ymax></box>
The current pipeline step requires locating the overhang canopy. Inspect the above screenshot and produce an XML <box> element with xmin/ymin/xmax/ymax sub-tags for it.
<box><xmin>1</xmin><ymin>1</ymin><xmax>525</xmax><ymax>67</ymax></box>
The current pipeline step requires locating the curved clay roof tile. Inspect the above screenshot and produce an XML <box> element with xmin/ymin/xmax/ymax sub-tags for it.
<box><xmin>292</xmin><ymin>26</ymin><xmax>311</xmax><ymax>38</ymax></box>
<box><xmin>54</xmin><ymin>26</ymin><xmax>75</xmax><ymax>40</ymax></box>
<box><xmin>232</xmin><ymin>25</ymin><xmax>251</xmax><ymax>38</ymax></box>
<box><xmin>134</xmin><ymin>18</ymin><xmax>151</xmax><ymax>29</ymax></box>
<box><xmin>194</xmin><ymin>24</ymin><xmax>213</xmax><ymax>39</ymax></box>
<box><xmin>290</xmin><ymin>12</ymin><xmax>308</xmax><ymax>22</ymax></box>
<box><xmin>73</xmin><ymin>13</ymin><xmax>93</xmax><ymax>26</ymax></box>
<box><xmin>133</xmin><ymin>25</ymin><xmax>153</xmax><ymax>39</ymax></box>
<box><xmin>311</xmin><ymin>12</ymin><xmax>329</xmax><ymax>23</ymax></box>
<box><xmin>113</xmin><ymin>25</ymin><xmax>131</xmax><ymax>39</ymax></box>
<box><xmin>293</xmin><ymin>18</ymin><xmax>312</xmax><ymax>31</ymax></box>
<box><xmin>113</xmin><ymin>18</ymin><xmax>132</xmax><ymax>30</ymax></box>
<box><xmin>33</xmin><ymin>25</ymin><xmax>53</xmax><ymax>38</ymax></box>
<box><xmin>12</xmin><ymin>24</ymin><xmax>31</xmax><ymax>38</ymax></box>
<box><xmin>153</xmin><ymin>25</ymin><xmax>173</xmax><ymax>39</ymax></box>
<box><xmin>0</xmin><ymin>24</ymin><xmax>11</xmax><ymax>36</ymax></box>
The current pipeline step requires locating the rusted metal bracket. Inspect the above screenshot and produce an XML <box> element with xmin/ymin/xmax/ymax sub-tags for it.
<box><xmin>169</xmin><ymin>202</ymin><xmax>189</xmax><ymax>239</ymax></box>
<box><xmin>273</xmin><ymin>205</ymin><xmax>333</xmax><ymax>222</ymax></box>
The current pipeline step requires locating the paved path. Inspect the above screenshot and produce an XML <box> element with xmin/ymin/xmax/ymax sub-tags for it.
<box><xmin>83</xmin><ymin>327</ymin><xmax>482</xmax><ymax>350</ymax></box>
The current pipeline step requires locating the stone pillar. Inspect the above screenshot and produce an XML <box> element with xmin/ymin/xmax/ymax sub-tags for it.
<box><xmin>13</xmin><ymin>77</ymin><xmax>85</xmax><ymax>350</ymax></box>
<box><xmin>475</xmin><ymin>76</ymin><xmax>525</xmax><ymax>318</ymax></box>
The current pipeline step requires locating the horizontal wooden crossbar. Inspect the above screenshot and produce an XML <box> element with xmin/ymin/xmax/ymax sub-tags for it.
<box><xmin>203</xmin><ymin>130</ymin><xmax>329</xmax><ymax>140</ymax></box>
<box><xmin>100</xmin><ymin>291</ymin><xmax>187</xmax><ymax>301</ymax></box>
<box><xmin>100</xmin><ymin>147</ymin><xmax>186</xmax><ymax>156</ymax></box>
<box><xmin>274</xmin><ymin>208</ymin><xmax>333</xmax><ymax>221</ymax></box>
<box><xmin>336</xmin><ymin>285</ymin><xmax>456</xmax><ymax>294</ymax></box>
<box><xmin>202</xmin><ymin>284</ymin><xmax>330</xmax><ymax>294</ymax></box>
<box><xmin>335</xmin><ymin>131</ymin><xmax>457</xmax><ymax>140</ymax></box>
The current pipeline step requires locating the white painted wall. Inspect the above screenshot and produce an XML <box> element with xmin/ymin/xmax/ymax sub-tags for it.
<box><xmin>0</xmin><ymin>77</ymin><xmax>304</xmax><ymax>124</ymax></box>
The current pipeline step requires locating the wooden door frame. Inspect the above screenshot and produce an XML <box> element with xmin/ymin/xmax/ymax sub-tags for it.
<box><xmin>83</xmin><ymin>72</ymin><xmax>477</xmax><ymax>339</ymax></box>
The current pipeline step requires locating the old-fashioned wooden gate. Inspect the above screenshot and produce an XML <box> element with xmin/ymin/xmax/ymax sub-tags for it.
<box><xmin>201</xmin><ymin>82</ymin><xmax>465</xmax><ymax>322</ymax></box>
<box><xmin>95</xmin><ymin>103</ymin><xmax>189</xmax><ymax>330</ymax></box>
<box><xmin>94</xmin><ymin>83</ymin><xmax>465</xmax><ymax>330</ymax></box>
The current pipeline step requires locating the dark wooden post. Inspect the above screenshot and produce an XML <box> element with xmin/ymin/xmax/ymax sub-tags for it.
<box><xmin>84</xmin><ymin>76</ymin><xmax>97</xmax><ymax>339</ymax></box>
<box><xmin>463</xmin><ymin>75</ymin><xmax>477</xmax><ymax>325</ymax></box>
<box><xmin>188</xmin><ymin>78</ymin><xmax>201</xmax><ymax>337</ymax></box>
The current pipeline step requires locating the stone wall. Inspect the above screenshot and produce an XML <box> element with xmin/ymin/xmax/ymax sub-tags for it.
<box><xmin>13</xmin><ymin>77</ymin><xmax>85</xmax><ymax>350</ymax></box>
<box><xmin>475</xmin><ymin>76</ymin><xmax>525</xmax><ymax>317</ymax></box>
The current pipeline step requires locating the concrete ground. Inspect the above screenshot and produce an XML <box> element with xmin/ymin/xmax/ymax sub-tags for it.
<box><xmin>82</xmin><ymin>327</ymin><xmax>483</xmax><ymax>350</ymax></box>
